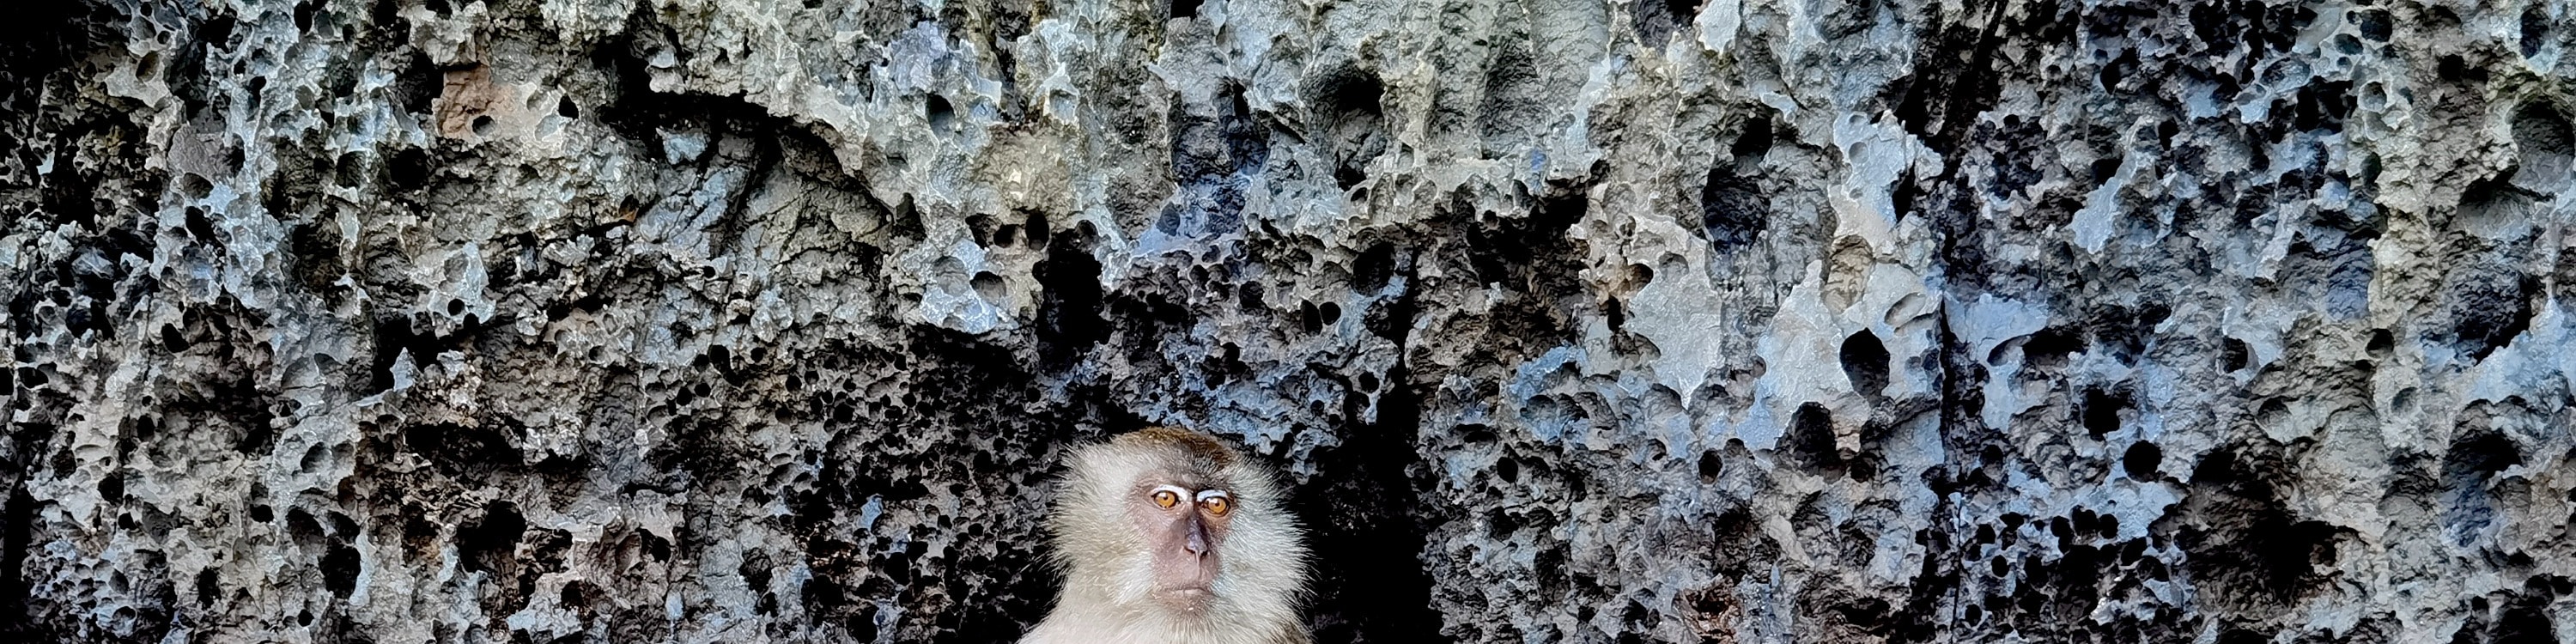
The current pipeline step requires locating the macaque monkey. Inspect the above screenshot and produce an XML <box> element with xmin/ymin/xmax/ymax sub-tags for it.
<box><xmin>1022</xmin><ymin>427</ymin><xmax>1310</xmax><ymax>644</ymax></box>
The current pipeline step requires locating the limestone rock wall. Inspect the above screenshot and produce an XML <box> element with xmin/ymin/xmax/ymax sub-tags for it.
<box><xmin>5</xmin><ymin>0</ymin><xmax>2576</xmax><ymax>641</ymax></box>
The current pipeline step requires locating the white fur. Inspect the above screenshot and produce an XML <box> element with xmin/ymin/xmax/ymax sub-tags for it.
<box><xmin>1022</xmin><ymin>434</ymin><xmax>1311</xmax><ymax>644</ymax></box>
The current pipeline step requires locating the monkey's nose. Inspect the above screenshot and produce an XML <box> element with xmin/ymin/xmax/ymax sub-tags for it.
<box><xmin>1184</xmin><ymin>518</ymin><xmax>1210</xmax><ymax>556</ymax></box>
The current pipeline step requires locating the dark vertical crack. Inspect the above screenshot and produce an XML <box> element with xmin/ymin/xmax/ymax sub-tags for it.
<box><xmin>1298</xmin><ymin>256</ymin><xmax>1445</xmax><ymax>642</ymax></box>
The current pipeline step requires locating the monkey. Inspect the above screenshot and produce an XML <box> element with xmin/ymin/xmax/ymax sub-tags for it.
<box><xmin>1022</xmin><ymin>427</ymin><xmax>1310</xmax><ymax>644</ymax></box>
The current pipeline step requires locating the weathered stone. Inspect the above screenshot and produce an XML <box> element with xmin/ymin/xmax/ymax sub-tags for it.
<box><xmin>3</xmin><ymin>0</ymin><xmax>2575</xmax><ymax>641</ymax></box>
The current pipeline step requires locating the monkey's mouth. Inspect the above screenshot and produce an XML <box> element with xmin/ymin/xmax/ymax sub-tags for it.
<box><xmin>1154</xmin><ymin>586</ymin><xmax>1215</xmax><ymax>609</ymax></box>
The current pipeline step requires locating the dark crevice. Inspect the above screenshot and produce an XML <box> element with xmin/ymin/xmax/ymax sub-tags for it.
<box><xmin>1698</xmin><ymin>165</ymin><xmax>1765</xmax><ymax>253</ymax></box>
<box><xmin>1297</xmin><ymin>364</ymin><xmax>1446</xmax><ymax>643</ymax></box>
<box><xmin>2447</xmin><ymin>267</ymin><xmax>2537</xmax><ymax>361</ymax></box>
<box><xmin>0</xmin><ymin>488</ymin><xmax>38</xmax><ymax>639</ymax></box>
<box><xmin>1319</xmin><ymin>70</ymin><xmax>1385</xmax><ymax>191</ymax></box>
<box><xmin>1034</xmin><ymin>223</ymin><xmax>1107</xmax><ymax>370</ymax></box>
<box><xmin>2123</xmin><ymin>440</ymin><xmax>2163</xmax><ymax>480</ymax></box>
<box><xmin>457</xmin><ymin>501</ymin><xmax>525</xmax><ymax>575</ymax></box>
<box><xmin>1841</xmin><ymin>331</ymin><xmax>1891</xmax><ymax>399</ymax></box>
<box><xmin>323</xmin><ymin>540</ymin><xmax>361</xmax><ymax>598</ymax></box>
<box><xmin>1784</xmin><ymin>402</ymin><xmax>1843</xmax><ymax>471</ymax></box>
<box><xmin>2175</xmin><ymin>448</ymin><xmax>2346</xmax><ymax>613</ymax></box>
<box><xmin>2081</xmin><ymin>386</ymin><xmax>2129</xmax><ymax>438</ymax></box>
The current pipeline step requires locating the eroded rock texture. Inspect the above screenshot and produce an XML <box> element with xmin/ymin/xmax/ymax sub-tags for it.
<box><xmin>6</xmin><ymin>0</ymin><xmax>2576</xmax><ymax>641</ymax></box>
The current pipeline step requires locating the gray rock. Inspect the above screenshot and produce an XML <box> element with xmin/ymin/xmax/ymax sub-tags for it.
<box><xmin>2</xmin><ymin>0</ymin><xmax>2573</xmax><ymax>641</ymax></box>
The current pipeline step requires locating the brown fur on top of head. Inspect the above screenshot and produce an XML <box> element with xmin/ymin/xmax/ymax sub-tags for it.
<box><xmin>1122</xmin><ymin>425</ymin><xmax>1239</xmax><ymax>471</ymax></box>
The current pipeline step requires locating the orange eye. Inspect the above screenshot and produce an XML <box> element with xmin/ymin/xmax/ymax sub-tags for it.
<box><xmin>1151</xmin><ymin>489</ymin><xmax>1181</xmax><ymax>508</ymax></box>
<box><xmin>1200</xmin><ymin>495</ymin><xmax>1230</xmax><ymax>516</ymax></box>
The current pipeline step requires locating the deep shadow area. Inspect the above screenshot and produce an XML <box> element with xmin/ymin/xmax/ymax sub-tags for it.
<box><xmin>1293</xmin><ymin>365</ymin><xmax>1449</xmax><ymax>643</ymax></box>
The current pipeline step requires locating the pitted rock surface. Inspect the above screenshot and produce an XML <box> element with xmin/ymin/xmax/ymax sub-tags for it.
<box><xmin>5</xmin><ymin>0</ymin><xmax>2576</xmax><ymax>641</ymax></box>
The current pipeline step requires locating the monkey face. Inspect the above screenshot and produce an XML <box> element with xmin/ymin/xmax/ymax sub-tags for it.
<box><xmin>1043</xmin><ymin>426</ymin><xmax>1305</xmax><ymax>633</ymax></box>
<box><xmin>1130</xmin><ymin>482</ymin><xmax>1235</xmax><ymax>610</ymax></box>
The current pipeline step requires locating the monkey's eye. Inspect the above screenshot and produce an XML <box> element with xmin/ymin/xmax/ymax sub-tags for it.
<box><xmin>1196</xmin><ymin>490</ymin><xmax>1231</xmax><ymax>516</ymax></box>
<box><xmin>1149</xmin><ymin>485</ymin><xmax>1188</xmax><ymax>508</ymax></box>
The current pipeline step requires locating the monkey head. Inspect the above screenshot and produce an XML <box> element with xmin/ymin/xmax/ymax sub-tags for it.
<box><xmin>1037</xmin><ymin>426</ymin><xmax>1308</xmax><ymax>640</ymax></box>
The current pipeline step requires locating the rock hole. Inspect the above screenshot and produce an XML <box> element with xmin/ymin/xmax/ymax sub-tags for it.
<box><xmin>2099</xmin><ymin>50</ymin><xmax>2138</xmax><ymax>90</ymax></box>
<box><xmin>1238</xmin><ymin>282</ymin><xmax>1266</xmax><ymax>312</ymax></box>
<box><xmin>194</xmin><ymin>568</ymin><xmax>218</xmax><ymax>608</ymax></box>
<box><xmin>404</xmin><ymin>422</ymin><xmax>521</xmax><ymax>480</ymax></box>
<box><xmin>1731</xmin><ymin>118</ymin><xmax>1772</xmax><ymax>164</ymax></box>
<box><xmin>1629</xmin><ymin>0</ymin><xmax>1694</xmax><ymax>43</ymax></box>
<box><xmin>1838</xmin><ymin>331</ymin><xmax>1890</xmax><ymax>398</ymax></box>
<box><xmin>1318</xmin><ymin>301</ymin><xmax>1341</xmax><ymax>325</ymax></box>
<box><xmin>1022</xmin><ymin>211</ymin><xmax>1051</xmax><ymax>247</ymax></box>
<box><xmin>2082</xmin><ymin>387</ymin><xmax>2129</xmax><ymax>438</ymax></box>
<box><xmin>971</xmin><ymin>271</ymin><xmax>1007</xmax><ymax>302</ymax></box>
<box><xmin>287</xmin><ymin>507</ymin><xmax>324</xmax><ymax>545</ymax></box>
<box><xmin>2494</xmin><ymin>598</ymin><xmax>2558</xmax><ymax>644</ymax></box>
<box><xmin>388</xmin><ymin>148</ymin><xmax>430</xmax><ymax>190</ymax></box>
<box><xmin>293</xmin><ymin>0</ymin><xmax>319</xmax><ymax>31</ymax></box>
<box><xmin>2123</xmin><ymin>440</ymin><xmax>2162</xmax><ymax>479</ymax></box>
<box><xmin>1170</xmin><ymin>0</ymin><xmax>1201</xmax><ymax>19</ymax></box>
<box><xmin>2178</xmin><ymin>448</ymin><xmax>2343</xmax><ymax>606</ymax></box>
<box><xmin>1784</xmin><ymin>403</ymin><xmax>1841</xmax><ymax>470</ymax></box>
<box><xmin>1666</xmin><ymin>0</ymin><xmax>1703</xmax><ymax>21</ymax></box>
<box><xmin>365</xmin><ymin>318</ymin><xmax>428</xmax><ymax>395</ymax></box>
<box><xmin>1032</xmin><ymin>223</ymin><xmax>1105</xmax><ymax>369</ymax></box>
<box><xmin>556</xmin><ymin>96</ymin><xmax>580</xmax><ymax>118</ymax></box>
<box><xmin>2523</xmin><ymin>4</ymin><xmax>2552</xmax><ymax>59</ymax></box>
<box><xmin>470</xmin><ymin>115</ymin><xmax>495</xmax><ymax>137</ymax></box>
<box><xmin>2292</xmin><ymin>81</ymin><xmax>2354</xmax><ymax>133</ymax></box>
<box><xmin>2438</xmin><ymin>53</ymin><xmax>2486</xmax><ymax>83</ymax></box>
<box><xmin>457</xmin><ymin>501</ymin><xmax>525</xmax><ymax>574</ymax></box>
<box><xmin>177</xmin><ymin>173</ymin><xmax>213</xmax><ymax>200</ymax></box>
<box><xmin>1698</xmin><ymin>451</ymin><xmax>1723</xmax><ymax>482</ymax></box>
<box><xmin>1698</xmin><ymin>166</ymin><xmax>1765</xmax><ymax>253</ymax></box>
<box><xmin>926</xmin><ymin>94</ymin><xmax>955</xmax><ymax>133</ymax></box>
<box><xmin>2510</xmin><ymin>102</ymin><xmax>2573</xmax><ymax>193</ymax></box>
<box><xmin>322</xmin><ymin>540</ymin><xmax>359</xmax><ymax>598</ymax></box>
<box><xmin>1323</xmin><ymin>71</ymin><xmax>1384</xmax><ymax>190</ymax></box>
<box><xmin>1335</xmin><ymin>163</ymin><xmax>1369</xmax><ymax>190</ymax></box>
<box><xmin>1891</xmin><ymin>169</ymin><xmax>1918</xmax><ymax>220</ymax></box>
<box><xmin>2447</xmin><ymin>267</ymin><xmax>2537</xmax><ymax>361</ymax></box>
<box><xmin>1354</xmin><ymin>241</ymin><xmax>1397</xmax><ymax>293</ymax></box>
<box><xmin>2444</xmin><ymin>428</ymin><xmax>2524</xmax><ymax>488</ymax></box>
<box><xmin>2020</xmin><ymin>326</ymin><xmax>2084</xmax><ymax>368</ymax></box>
<box><xmin>2090</xmin><ymin>157</ymin><xmax>2122</xmax><ymax>185</ymax></box>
